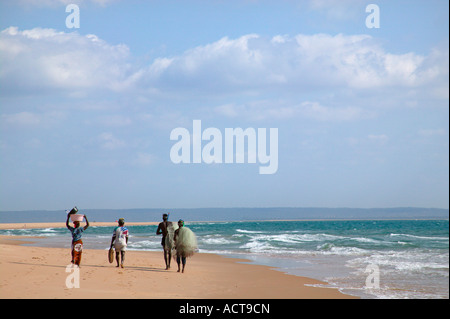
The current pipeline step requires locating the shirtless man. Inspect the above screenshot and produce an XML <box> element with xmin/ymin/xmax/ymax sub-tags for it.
<box><xmin>173</xmin><ymin>219</ymin><xmax>186</xmax><ymax>273</ymax></box>
<box><xmin>156</xmin><ymin>213</ymin><xmax>171</xmax><ymax>270</ymax></box>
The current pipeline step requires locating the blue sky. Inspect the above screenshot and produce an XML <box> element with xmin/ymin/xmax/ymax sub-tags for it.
<box><xmin>0</xmin><ymin>0</ymin><xmax>448</xmax><ymax>211</ymax></box>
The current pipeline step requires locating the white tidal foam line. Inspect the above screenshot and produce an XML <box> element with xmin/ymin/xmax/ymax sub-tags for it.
<box><xmin>346</xmin><ymin>250</ymin><xmax>449</xmax><ymax>275</ymax></box>
<box><xmin>240</xmin><ymin>240</ymin><xmax>274</xmax><ymax>252</ymax></box>
<box><xmin>235</xmin><ymin>229</ymin><xmax>263</xmax><ymax>234</ymax></box>
<box><xmin>390</xmin><ymin>233</ymin><xmax>449</xmax><ymax>241</ymax></box>
<box><xmin>200</xmin><ymin>237</ymin><xmax>239</xmax><ymax>245</ymax></box>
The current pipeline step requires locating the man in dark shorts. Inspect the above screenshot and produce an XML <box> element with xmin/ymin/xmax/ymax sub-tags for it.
<box><xmin>173</xmin><ymin>219</ymin><xmax>186</xmax><ymax>273</ymax></box>
<box><xmin>156</xmin><ymin>213</ymin><xmax>171</xmax><ymax>270</ymax></box>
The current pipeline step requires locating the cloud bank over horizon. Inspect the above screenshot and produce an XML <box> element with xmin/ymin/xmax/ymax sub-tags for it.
<box><xmin>2</xmin><ymin>26</ymin><xmax>447</xmax><ymax>98</ymax></box>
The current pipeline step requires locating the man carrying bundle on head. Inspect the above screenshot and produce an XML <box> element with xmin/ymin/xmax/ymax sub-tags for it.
<box><xmin>173</xmin><ymin>219</ymin><xmax>198</xmax><ymax>273</ymax></box>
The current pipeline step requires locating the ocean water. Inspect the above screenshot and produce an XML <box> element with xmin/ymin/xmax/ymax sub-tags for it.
<box><xmin>1</xmin><ymin>219</ymin><xmax>448</xmax><ymax>299</ymax></box>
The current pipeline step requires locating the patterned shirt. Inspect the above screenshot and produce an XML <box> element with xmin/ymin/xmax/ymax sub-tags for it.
<box><xmin>68</xmin><ymin>226</ymin><xmax>84</xmax><ymax>242</ymax></box>
<box><xmin>113</xmin><ymin>226</ymin><xmax>129</xmax><ymax>246</ymax></box>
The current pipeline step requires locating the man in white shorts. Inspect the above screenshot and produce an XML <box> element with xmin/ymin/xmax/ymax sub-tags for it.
<box><xmin>110</xmin><ymin>218</ymin><xmax>129</xmax><ymax>268</ymax></box>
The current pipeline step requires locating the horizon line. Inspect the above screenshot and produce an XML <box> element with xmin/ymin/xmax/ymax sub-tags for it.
<box><xmin>0</xmin><ymin>206</ymin><xmax>448</xmax><ymax>213</ymax></box>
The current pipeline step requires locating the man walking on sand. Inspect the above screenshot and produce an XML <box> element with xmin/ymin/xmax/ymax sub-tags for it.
<box><xmin>156</xmin><ymin>213</ymin><xmax>173</xmax><ymax>270</ymax></box>
<box><xmin>173</xmin><ymin>219</ymin><xmax>197</xmax><ymax>273</ymax></box>
<box><xmin>110</xmin><ymin>218</ymin><xmax>129</xmax><ymax>268</ymax></box>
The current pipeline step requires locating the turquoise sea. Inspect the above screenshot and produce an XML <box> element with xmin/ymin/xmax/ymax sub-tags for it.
<box><xmin>1</xmin><ymin>218</ymin><xmax>448</xmax><ymax>299</ymax></box>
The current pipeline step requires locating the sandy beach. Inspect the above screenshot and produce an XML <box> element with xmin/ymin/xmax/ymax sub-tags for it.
<box><xmin>0</xmin><ymin>223</ymin><xmax>357</xmax><ymax>299</ymax></box>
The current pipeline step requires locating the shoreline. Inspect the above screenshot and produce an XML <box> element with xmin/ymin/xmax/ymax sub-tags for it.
<box><xmin>0</xmin><ymin>232</ymin><xmax>357</xmax><ymax>299</ymax></box>
<box><xmin>0</xmin><ymin>221</ymin><xmax>159</xmax><ymax>230</ymax></box>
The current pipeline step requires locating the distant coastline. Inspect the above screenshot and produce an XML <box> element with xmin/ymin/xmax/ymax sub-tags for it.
<box><xmin>0</xmin><ymin>207</ymin><xmax>448</xmax><ymax>224</ymax></box>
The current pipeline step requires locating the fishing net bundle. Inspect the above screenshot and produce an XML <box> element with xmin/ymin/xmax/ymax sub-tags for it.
<box><xmin>165</xmin><ymin>222</ymin><xmax>178</xmax><ymax>251</ymax></box>
<box><xmin>174</xmin><ymin>227</ymin><xmax>198</xmax><ymax>258</ymax></box>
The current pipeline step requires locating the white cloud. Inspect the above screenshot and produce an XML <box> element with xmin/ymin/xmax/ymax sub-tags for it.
<box><xmin>0</xmin><ymin>27</ymin><xmax>131</xmax><ymax>95</ymax></box>
<box><xmin>215</xmin><ymin>100</ymin><xmax>372</xmax><ymax>122</ymax></box>
<box><xmin>98</xmin><ymin>115</ymin><xmax>132</xmax><ymax>127</ymax></box>
<box><xmin>346</xmin><ymin>134</ymin><xmax>390</xmax><ymax>148</ymax></box>
<box><xmin>1</xmin><ymin>27</ymin><xmax>447</xmax><ymax>107</ymax></box>
<box><xmin>215</xmin><ymin>104</ymin><xmax>240</xmax><ymax>118</ymax></box>
<box><xmin>132</xmin><ymin>152</ymin><xmax>155</xmax><ymax>166</ymax></box>
<box><xmin>138</xmin><ymin>33</ymin><xmax>445</xmax><ymax>96</ymax></box>
<box><xmin>97</xmin><ymin>132</ymin><xmax>125</xmax><ymax>150</ymax></box>
<box><xmin>418</xmin><ymin>129</ymin><xmax>446</xmax><ymax>137</ymax></box>
<box><xmin>2</xmin><ymin>111</ymin><xmax>67</xmax><ymax>127</ymax></box>
<box><xmin>368</xmin><ymin>134</ymin><xmax>389</xmax><ymax>145</ymax></box>
<box><xmin>300</xmin><ymin>101</ymin><xmax>371</xmax><ymax>122</ymax></box>
<box><xmin>2</xmin><ymin>112</ymin><xmax>41</xmax><ymax>126</ymax></box>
